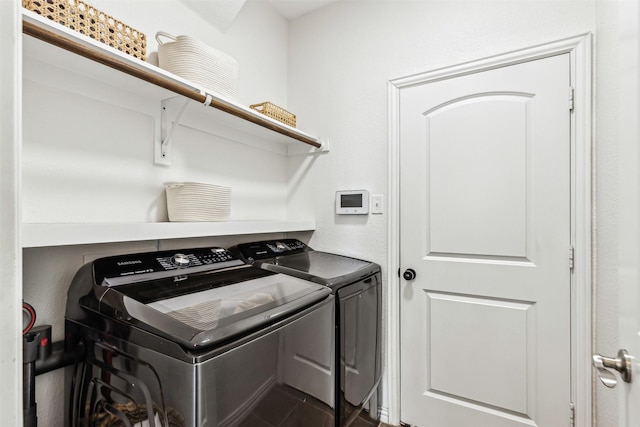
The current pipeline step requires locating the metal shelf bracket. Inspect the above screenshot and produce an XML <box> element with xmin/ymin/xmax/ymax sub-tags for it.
<box><xmin>155</xmin><ymin>97</ymin><xmax>191</xmax><ymax>165</ymax></box>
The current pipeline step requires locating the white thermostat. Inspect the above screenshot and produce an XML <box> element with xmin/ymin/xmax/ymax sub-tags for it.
<box><xmin>336</xmin><ymin>190</ymin><xmax>369</xmax><ymax>214</ymax></box>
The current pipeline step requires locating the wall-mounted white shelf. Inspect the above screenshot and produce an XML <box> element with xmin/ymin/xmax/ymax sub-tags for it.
<box><xmin>20</xmin><ymin>11</ymin><xmax>319</xmax><ymax>248</ymax></box>
<box><xmin>22</xmin><ymin>220</ymin><xmax>316</xmax><ymax>248</ymax></box>
<box><xmin>21</xmin><ymin>10</ymin><xmax>324</xmax><ymax>158</ymax></box>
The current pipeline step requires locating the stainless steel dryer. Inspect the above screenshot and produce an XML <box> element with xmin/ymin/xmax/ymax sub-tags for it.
<box><xmin>64</xmin><ymin>246</ymin><xmax>335</xmax><ymax>427</ymax></box>
<box><xmin>229</xmin><ymin>239</ymin><xmax>382</xmax><ymax>427</ymax></box>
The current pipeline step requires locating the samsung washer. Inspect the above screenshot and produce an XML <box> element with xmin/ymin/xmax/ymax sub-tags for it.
<box><xmin>64</xmin><ymin>246</ymin><xmax>335</xmax><ymax>427</ymax></box>
<box><xmin>229</xmin><ymin>239</ymin><xmax>382</xmax><ymax>426</ymax></box>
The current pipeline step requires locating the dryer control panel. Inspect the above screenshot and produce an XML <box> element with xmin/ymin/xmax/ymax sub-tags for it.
<box><xmin>231</xmin><ymin>239</ymin><xmax>309</xmax><ymax>261</ymax></box>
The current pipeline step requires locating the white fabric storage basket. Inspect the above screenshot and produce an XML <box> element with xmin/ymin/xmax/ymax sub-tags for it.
<box><xmin>166</xmin><ymin>182</ymin><xmax>231</xmax><ymax>222</ymax></box>
<box><xmin>156</xmin><ymin>32</ymin><xmax>239</xmax><ymax>100</ymax></box>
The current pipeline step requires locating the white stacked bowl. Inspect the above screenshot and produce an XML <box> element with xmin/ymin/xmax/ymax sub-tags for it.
<box><xmin>166</xmin><ymin>182</ymin><xmax>231</xmax><ymax>222</ymax></box>
<box><xmin>157</xmin><ymin>32</ymin><xmax>239</xmax><ymax>101</ymax></box>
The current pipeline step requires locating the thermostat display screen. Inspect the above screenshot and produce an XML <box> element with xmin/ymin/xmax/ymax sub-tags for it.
<box><xmin>336</xmin><ymin>190</ymin><xmax>369</xmax><ymax>214</ymax></box>
<box><xmin>341</xmin><ymin>194</ymin><xmax>362</xmax><ymax>208</ymax></box>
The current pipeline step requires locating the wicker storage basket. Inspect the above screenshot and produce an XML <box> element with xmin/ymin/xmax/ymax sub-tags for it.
<box><xmin>156</xmin><ymin>32</ymin><xmax>239</xmax><ymax>101</ymax></box>
<box><xmin>22</xmin><ymin>0</ymin><xmax>146</xmax><ymax>60</ymax></box>
<box><xmin>250</xmin><ymin>102</ymin><xmax>296</xmax><ymax>128</ymax></box>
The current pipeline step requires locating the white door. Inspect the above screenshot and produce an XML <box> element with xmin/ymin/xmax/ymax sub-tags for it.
<box><xmin>399</xmin><ymin>54</ymin><xmax>572</xmax><ymax>426</ymax></box>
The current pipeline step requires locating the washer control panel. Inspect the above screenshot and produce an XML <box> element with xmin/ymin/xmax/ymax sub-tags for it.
<box><xmin>93</xmin><ymin>247</ymin><xmax>238</xmax><ymax>284</ymax></box>
<box><xmin>156</xmin><ymin>249</ymin><xmax>234</xmax><ymax>270</ymax></box>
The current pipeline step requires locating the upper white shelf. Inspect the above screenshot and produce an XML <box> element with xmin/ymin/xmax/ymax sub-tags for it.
<box><xmin>21</xmin><ymin>10</ymin><xmax>323</xmax><ymax>154</ymax></box>
<box><xmin>22</xmin><ymin>220</ymin><xmax>316</xmax><ymax>248</ymax></box>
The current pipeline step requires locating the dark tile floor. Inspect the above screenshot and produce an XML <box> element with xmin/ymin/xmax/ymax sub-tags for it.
<box><xmin>238</xmin><ymin>384</ymin><xmax>388</xmax><ymax>427</ymax></box>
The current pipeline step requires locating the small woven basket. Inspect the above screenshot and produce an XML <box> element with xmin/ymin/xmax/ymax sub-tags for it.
<box><xmin>22</xmin><ymin>0</ymin><xmax>146</xmax><ymax>60</ymax></box>
<box><xmin>250</xmin><ymin>102</ymin><xmax>296</xmax><ymax>128</ymax></box>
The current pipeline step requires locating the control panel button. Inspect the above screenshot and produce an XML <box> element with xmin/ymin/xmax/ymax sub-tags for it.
<box><xmin>171</xmin><ymin>253</ymin><xmax>191</xmax><ymax>267</ymax></box>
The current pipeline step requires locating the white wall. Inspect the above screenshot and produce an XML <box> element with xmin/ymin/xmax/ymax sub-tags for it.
<box><xmin>286</xmin><ymin>0</ymin><xmax>616</xmax><ymax>424</ymax></box>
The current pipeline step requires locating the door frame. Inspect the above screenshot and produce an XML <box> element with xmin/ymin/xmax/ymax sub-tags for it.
<box><xmin>386</xmin><ymin>34</ymin><xmax>592</xmax><ymax>426</ymax></box>
<box><xmin>0</xmin><ymin>0</ymin><xmax>23</xmax><ymax>425</ymax></box>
